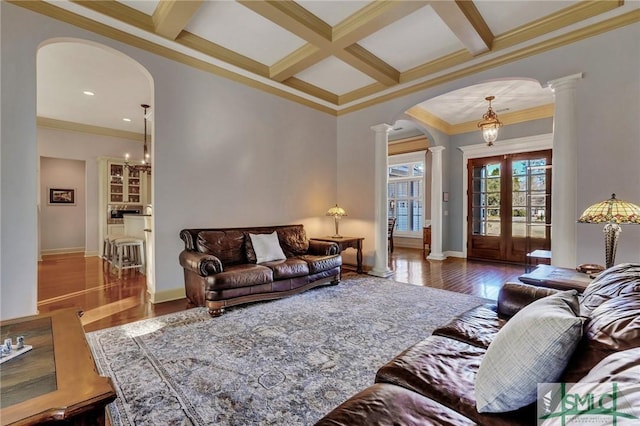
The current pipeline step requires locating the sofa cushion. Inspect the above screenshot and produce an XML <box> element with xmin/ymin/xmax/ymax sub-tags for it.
<box><xmin>276</xmin><ymin>225</ymin><xmax>309</xmax><ymax>257</ymax></box>
<box><xmin>562</xmin><ymin>291</ymin><xmax>640</xmax><ymax>383</ymax></box>
<box><xmin>261</xmin><ymin>258</ymin><xmax>310</xmax><ymax>280</ymax></box>
<box><xmin>375</xmin><ymin>335</ymin><xmax>534</xmax><ymax>425</ymax></box>
<box><xmin>314</xmin><ymin>383</ymin><xmax>477</xmax><ymax>426</ymax></box>
<box><xmin>299</xmin><ymin>254</ymin><xmax>342</xmax><ymax>274</ymax></box>
<box><xmin>433</xmin><ymin>304</ymin><xmax>505</xmax><ymax>349</ymax></box>
<box><xmin>475</xmin><ymin>290</ymin><xmax>584</xmax><ymax>413</ymax></box>
<box><xmin>580</xmin><ymin>263</ymin><xmax>640</xmax><ymax>316</ymax></box>
<box><xmin>249</xmin><ymin>231</ymin><xmax>286</xmax><ymax>263</ymax></box>
<box><xmin>542</xmin><ymin>348</ymin><xmax>640</xmax><ymax>425</ymax></box>
<box><xmin>585</xmin><ymin>291</ymin><xmax>640</xmax><ymax>350</ymax></box>
<box><xmin>196</xmin><ymin>230</ymin><xmax>246</xmax><ymax>265</ymax></box>
<box><xmin>205</xmin><ymin>264</ymin><xmax>273</xmax><ymax>290</ymax></box>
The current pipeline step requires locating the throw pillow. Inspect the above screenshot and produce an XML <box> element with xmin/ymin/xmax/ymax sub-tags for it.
<box><xmin>475</xmin><ymin>290</ymin><xmax>584</xmax><ymax>413</ymax></box>
<box><xmin>249</xmin><ymin>231</ymin><xmax>286</xmax><ymax>264</ymax></box>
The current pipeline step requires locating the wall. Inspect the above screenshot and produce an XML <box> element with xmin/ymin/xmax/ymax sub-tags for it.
<box><xmin>337</xmin><ymin>22</ymin><xmax>640</xmax><ymax>268</ymax></box>
<box><xmin>2</xmin><ymin>3</ymin><xmax>639</xmax><ymax>319</ymax></box>
<box><xmin>38</xmin><ymin>127</ymin><xmax>142</xmax><ymax>255</ymax></box>
<box><xmin>39</xmin><ymin>157</ymin><xmax>86</xmax><ymax>253</ymax></box>
<box><xmin>0</xmin><ymin>2</ymin><xmax>337</xmax><ymax>319</ymax></box>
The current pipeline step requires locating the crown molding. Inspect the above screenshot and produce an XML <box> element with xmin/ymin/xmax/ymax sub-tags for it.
<box><xmin>37</xmin><ymin>117</ymin><xmax>144</xmax><ymax>141</ymax></box>
<box><xmin>10</xmin><ymin>1</ymin><xmax>637</xmax><ymax>117</ymax></box>
<box><xmin>336</xmin><ymin>10</ymin><xmax>640</xmax><ymax>116</ymax></box>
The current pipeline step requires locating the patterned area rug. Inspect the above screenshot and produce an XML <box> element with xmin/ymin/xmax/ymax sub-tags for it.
<box><xmin>86</xmin><ymin>275</ymin><xmax>489</xmax><ymax>425</ymax></box>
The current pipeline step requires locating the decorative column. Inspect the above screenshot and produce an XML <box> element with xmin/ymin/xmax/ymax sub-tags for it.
<box><xmin>428</xmin><ymin>146</ymin><xmax>446</xmax><ymax>260</ymax></box>
<box><xmin>369</xmin><ymin>123</ymin><xmax>394</xmax><ymax>278</ymax></box>
<box><xmin>547</xmin><ymin>73</ymin><xmax>582</xmax><ymax>268</ymax></box>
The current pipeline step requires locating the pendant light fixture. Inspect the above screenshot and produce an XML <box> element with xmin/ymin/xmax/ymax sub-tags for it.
<box><xmin>477</xmin><ymin>96</ymin><xmax>503</xmax><ymax>146</ymax></box>
<box><xmin>124</xmin><ymin>104</ymin><xmax>152</xmax><ymax>175</ymax></box>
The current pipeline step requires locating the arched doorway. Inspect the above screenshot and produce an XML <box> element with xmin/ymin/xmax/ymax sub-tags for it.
<box><xmin>36</xmin><ymin>39</ymin><xmax>155</xmax><ymax>313</ymax></box>
<box><xmin>385</xmin><ymin>78</ymin><xmax>555</xmax><ymax>264</ymax></box>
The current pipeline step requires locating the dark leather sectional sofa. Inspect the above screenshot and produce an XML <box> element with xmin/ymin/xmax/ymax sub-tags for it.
<box><xmin>316</xmin><ymin>263</ymin><xmax>640</xmax><ymax>425</ymax></box>
<box><xmin>179</xmin><ymin>224</ymin><xmax>341</xmax><ymax>316</ymax></box>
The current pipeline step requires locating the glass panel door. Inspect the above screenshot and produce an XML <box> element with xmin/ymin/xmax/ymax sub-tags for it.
<box><xmin>468</xmin><ymin>150</ymin><xmax>551</xmax><ymax>263</ymax></box>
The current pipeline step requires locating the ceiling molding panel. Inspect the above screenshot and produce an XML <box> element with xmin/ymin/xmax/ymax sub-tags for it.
<box><xmin>14</xmin><ymin>0</ymin><xmax>637</xmax><ymax>121</ymax></box>
<box><xmin>152</xmin><ymin>0</ymin><xmax>204</xmax><ymax>40</ymax></box>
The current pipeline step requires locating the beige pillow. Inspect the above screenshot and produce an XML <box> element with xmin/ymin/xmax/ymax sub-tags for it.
<box><xmin>249</xmin><ymin>231</ymin><xmax>286</xmax><ymax>263</ymax></box>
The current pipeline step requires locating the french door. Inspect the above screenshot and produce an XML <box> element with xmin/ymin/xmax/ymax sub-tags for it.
<box><xmin>467</xmin><ymin>150</ymin><xmax>552</xmax><ymax>263</ymax></box>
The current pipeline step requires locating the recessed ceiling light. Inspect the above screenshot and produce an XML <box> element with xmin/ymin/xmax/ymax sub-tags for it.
<box><xmin>122</xmin><ymin>118</ymin><xmax>131</xmax><ymax>122</ymax></box>
<box><xmin>83</xmin><ymin>90</ymin><xmax>95</xmax><ymax>96</ymax></box>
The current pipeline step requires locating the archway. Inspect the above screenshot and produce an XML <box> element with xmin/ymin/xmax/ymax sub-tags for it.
<box><xmin>36</xmin><ymin>38</ymin><xmax>155</xmax><ymax>310</ymax></box>
<box><xmin>378</xmin><ymin>77</ymin><xmax>555</xmax><ymax>267</ymax></box>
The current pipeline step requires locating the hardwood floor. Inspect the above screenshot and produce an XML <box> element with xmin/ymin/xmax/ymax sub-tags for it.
<box><xmin>38</xmin><ymin>248</ymin><xmax>526</xmax><ymax>332</ymax></box>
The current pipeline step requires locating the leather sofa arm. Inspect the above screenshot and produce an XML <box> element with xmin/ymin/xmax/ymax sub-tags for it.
<box><xmin>308</xmin><ymin>240</ymin><xmax>340</xmax><ymax>256</ymax></box>
<box><xmin>498</xmin><ymin>282</ymin><xmax>559</xmax><ymax>318</ymax></box>
<box><xmin>179</xmin><ymin>250</ymin><xmax>223</xmax><ymax>276</ymax></box>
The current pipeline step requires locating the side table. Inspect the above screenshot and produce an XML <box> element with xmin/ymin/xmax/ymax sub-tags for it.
<box><xmin>0</xmin><ymin>309</ymin><xmax>116</xmax><ymax>425</ymax></box>
<box><xmin>423</xmin><ymin>226</ymin><xmax>431</xmax><ymax>257</ymax></box>
<box><xmin>312</xmin><ymin>236</ymin><xmax>364</xmax><ymax>274</ymax></box>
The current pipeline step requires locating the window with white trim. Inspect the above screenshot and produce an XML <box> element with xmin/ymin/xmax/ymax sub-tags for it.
<box><xmin>388</xmin><ymin>159</ymin><xmax>424</xmax><ymax>235</ymax></box>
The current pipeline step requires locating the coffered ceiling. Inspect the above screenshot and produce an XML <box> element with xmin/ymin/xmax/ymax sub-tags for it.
<box><xmin>18</xmin><ymin>0</ymin><xmax>639</xmax><ymax>133</ymax></box>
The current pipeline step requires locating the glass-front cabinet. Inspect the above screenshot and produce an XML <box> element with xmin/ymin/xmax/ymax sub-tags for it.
<box><xmin>108</xmin><ymin>162</ymin><xmax>144</xmax><ymax>204</ymax></box>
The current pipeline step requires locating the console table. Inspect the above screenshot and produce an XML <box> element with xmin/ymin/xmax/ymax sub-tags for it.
<box><xmin>312</xmin><ymin>236</ymin><xmax>364</xmax><ymax>274</ymax></box>
<box><xmin>0</xmin><ymin>309</ymin><xmax>116</xmax><ymax>425</ymax></box>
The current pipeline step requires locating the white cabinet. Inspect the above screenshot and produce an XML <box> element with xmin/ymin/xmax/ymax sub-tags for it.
<box><xmin>108</xmin><ymin>162</ymin><xmax>147</xmax><ymax>204</ymax></box>
<box><xmin>107</xmin><ymin>224</ymin><xmax>124</xmax><ymax>236</ymax></box>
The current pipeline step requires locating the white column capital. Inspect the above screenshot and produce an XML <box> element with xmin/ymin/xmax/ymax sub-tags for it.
<box><xmin>547</xmin><ymin>73</ymin><xmax>583</xmax><ymax>92</ymax></box>
<box><xmin>428</xmin><ymin>146</ymin><xmax>445</xmax><ymax>153</ymax></box>
<box><xmin>370</xmin><ymin>123</ymin><xmax>393</xmax><ymax>134</ymax></box>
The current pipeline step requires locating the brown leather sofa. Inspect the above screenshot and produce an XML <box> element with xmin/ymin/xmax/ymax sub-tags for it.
<box><xmin>179</xmin><ymin>224</ymin><xmax>341</xmax><ymax>317</ymax></box>
<box><xmin>316</xmin><ymin>263</ymin><xmax>640</xmax><ymax>425</ymax></box>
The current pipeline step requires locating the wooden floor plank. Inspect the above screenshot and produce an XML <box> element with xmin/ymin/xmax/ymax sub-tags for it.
<box><xmin>38</xmin><ymin>249</ymin><xmax>525</xmax><ymax>332</ymax></box>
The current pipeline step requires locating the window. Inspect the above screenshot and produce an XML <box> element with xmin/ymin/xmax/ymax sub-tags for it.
<box><xmin>388</xmin><ymin>159</ymin><xmax>424</xmax><ymax>234</ymax></box>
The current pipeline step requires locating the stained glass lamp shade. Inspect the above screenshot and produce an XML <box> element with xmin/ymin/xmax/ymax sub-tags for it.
<box><xmin>577</xmin><ymin>194</ymin><xmax>640</xmax><ymax>268</ymax></box>
<box><xmin>326</xmin><ymin>204</ymin><xmax>347</xmax><ymax>238</ymax></box>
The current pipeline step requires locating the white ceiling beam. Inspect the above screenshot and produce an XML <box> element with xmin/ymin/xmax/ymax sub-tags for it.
<box><xmin>152</xmin><ymin>0</ymin><xmax>204</xmax><ymax>40</ymax></box>
<box><xmin>241</xmin><ymin>0</ymin><xmax>426</xmax><ymax>85</ymax></box>
<box><xmin>430</xmin><ymin>0</ymin><xmax>493</xmax><ymax>55</ymax></box>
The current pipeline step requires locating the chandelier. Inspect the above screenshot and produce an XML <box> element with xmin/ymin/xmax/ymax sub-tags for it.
<box><xmin>477</xmin><ymin>96</ymin><xmax>503</xmax><ymax>146</ymax></box>
<box><xmin>125</xmin><ymin>104</ymin><xmax>152</xmax><ymax>175</ymax></box>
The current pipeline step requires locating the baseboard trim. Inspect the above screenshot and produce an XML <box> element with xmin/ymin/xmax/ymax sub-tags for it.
<box><xmin>149</xmin><ymin>287</ymin><xmax>186</xmax><ymax>304</ymax></box>
<box><xmin>41</xmin><ymin>247</ymin><xmax>85</xmax><ymax>256</ymax></box>
<box><xmin>395</xmin><ymin>241</ymin><xmax>423</xmax><ymax>250</ymax></box>
<box><xmin>444</xmin><ymin>251</ymin><xmax>465</xmax><ymax>258</ymax></box>
<box><xmin>85</xmin><ymin>250</ymin><xmax>99</xmax><ymax>257</ymax></box>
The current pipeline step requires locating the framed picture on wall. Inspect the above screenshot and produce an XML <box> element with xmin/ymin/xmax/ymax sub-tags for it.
<box><xmin>48</xmin><ymin>188</ymin><xmax>76</xmax><ymax>205</ymax></box>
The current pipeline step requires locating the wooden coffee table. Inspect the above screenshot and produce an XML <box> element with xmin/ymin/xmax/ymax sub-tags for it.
<box><xmin>0</xmin><ymin>309</ymin><xmax>116</xmax><ymax>425</ymax></box>
<box><xmin>519</xmin><ymin>265</ymin><xmax>593</xmax><ymax>293</ymax></box>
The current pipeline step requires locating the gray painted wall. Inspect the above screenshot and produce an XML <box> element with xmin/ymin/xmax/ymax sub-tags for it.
<box><xmin>1</xmin><ymin>3</ymin><xmax>337</xmax><ymax>319</ymax></box>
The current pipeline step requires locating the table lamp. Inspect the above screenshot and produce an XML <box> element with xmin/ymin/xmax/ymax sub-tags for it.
<box><xmin>326</xmin><ymin>204</ymin><xmax>347</xmax><ymax>238</ymax></box>
<box><xmin>577</xmin><ymin>193</ymin><xmax>640</xmax><ymax>269</ymax></box>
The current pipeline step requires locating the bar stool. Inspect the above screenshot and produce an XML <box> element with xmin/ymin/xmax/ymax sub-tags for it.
<box><xmin>102</xmin><ymin>234</ymin><xmax>126</xmax><ymax>264</ymax></box>
<box><xmin>112</xmin><ymin>237</ymin><xmax>145</xmax><ymax>276</ymax></box>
